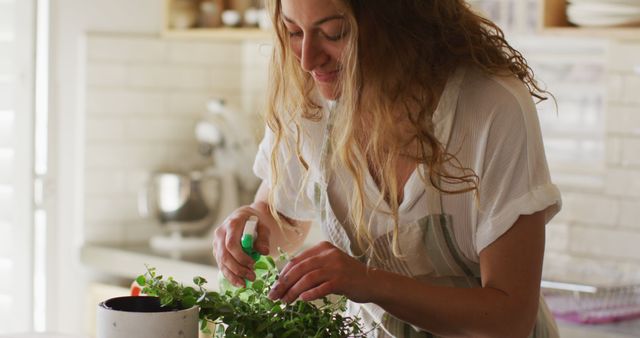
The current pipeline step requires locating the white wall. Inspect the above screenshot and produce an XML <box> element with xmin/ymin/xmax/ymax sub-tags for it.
<box><xmin>83</xmin><ymin>34</ymin><xmax>269</xmax><ymax>245</ymax></box>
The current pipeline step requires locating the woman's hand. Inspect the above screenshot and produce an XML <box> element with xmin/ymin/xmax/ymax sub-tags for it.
<box><xmin>213</xmin><ymin>206</ymin><xmax>272</xmax><ymax>287</ymax></box>
<box><xmin>268</xmin><ymin>241</ymin><xmax>373</xmax><ymax>304</ymax></box>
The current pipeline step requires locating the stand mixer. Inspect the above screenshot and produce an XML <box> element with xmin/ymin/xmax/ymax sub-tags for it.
<box><xmin>138</xmin><ymin>99</ymin><xmax>260</xmax><ymax>253</ymax></box>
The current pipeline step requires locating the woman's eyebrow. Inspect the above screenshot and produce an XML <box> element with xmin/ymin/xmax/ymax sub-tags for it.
<box><xmin>282</xmin><ymin>14</ymin><xmax>345</xmax><ymax>26</ymax></box>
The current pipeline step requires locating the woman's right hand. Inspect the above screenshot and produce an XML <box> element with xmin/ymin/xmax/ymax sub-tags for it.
<box><xmin>213</xmin><ymin>205</ymin><xmax>272</xmax><ymax>287</ymax></box>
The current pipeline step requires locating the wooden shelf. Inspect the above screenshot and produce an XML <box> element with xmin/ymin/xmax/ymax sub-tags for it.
<box><xmin>163</xmin><ymin>0</ymin><xmax>272</xmax><ymax>41</ymax></box>
<box><xmin>541</xmin><ymin>0</ymin><xmax>640</xmax><ymax>40</ymax></box>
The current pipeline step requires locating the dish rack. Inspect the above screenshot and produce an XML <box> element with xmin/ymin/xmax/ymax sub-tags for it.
<box><xmin>541</xmin><ymin>280</ymin><xmax>640</xmax><ymax>324</ymax></box>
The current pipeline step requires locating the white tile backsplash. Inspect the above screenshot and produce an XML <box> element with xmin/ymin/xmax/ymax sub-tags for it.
<box><xmin>561</xmin><ymin>193</ymin><xmax>619</xmax><ymax>227</ymax></box>
<box><xmin>84</xmin><ymin>33</ymin><xmax>268</xmax><ymax>245</ymax></box>
<box><xmin>86</xmin><ymin>89</ymin><xmax>167</xmax><ymax>116</ymax></box>
<box><xmin>87</xmin><ymin>36</ymin><xmax>167</xmax><ymax>62</ymax></box>
<box><xmin>622</xmin><ymin>74</ymin><xmax>640</xmax><ymax>104</ymax></box>
<box><xmin>570</xmin><ymin>226</ymin><xmax>640</xmax><ymax>261</ymax></box>
<box><xmin>542</xmin><ymin>41</ymin><xmax>640</xmax><ymax>284</ymax></box>
<box><xmin>86</xmin><ymin>63</ymin><xmax>127</xmax><ymax>86</ymax></box>
<box><xmin>167</xmin><ymin>41</ymin><xmax>245</xmax><ymax>66</ymax></box>
<box><xmin>127</xmin><ymin>65</ymin><xmax>210</xmax><ymax>89</ymax></box>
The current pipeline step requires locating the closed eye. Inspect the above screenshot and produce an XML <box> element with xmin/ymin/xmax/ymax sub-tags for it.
<box><xmin>288</xmin><ymin>30</ymin><xmax>303</xmax><ymax>38</ymax></box>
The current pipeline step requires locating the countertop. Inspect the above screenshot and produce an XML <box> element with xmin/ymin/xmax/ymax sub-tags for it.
<box><xmin>80</xmin><ymin>243</ymin><xmax>221</xmax><ymax>290</ymax></box>
<box><xmin>81</xmin><ymin>243</ymin><xmax>640</xmax><ymax>337</ymax></box>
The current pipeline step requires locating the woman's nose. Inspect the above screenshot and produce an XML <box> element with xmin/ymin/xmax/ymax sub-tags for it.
<box><xmin>300</xmin><ymin>35</ymin><xmax>325</xmax><ymax>73</ymax></box>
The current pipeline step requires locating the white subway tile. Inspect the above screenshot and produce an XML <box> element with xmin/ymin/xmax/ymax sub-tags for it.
<box><xmin>605</xmin><ymin>137</ymin><xmax>622</xmax><ymax>165</ymax></box>
<box><xmin>86</xmin><ymin>63</ymin><xmax>127</xmax><ymax>87</ymax></box>
<box><xmin>546</xmin><ymin>221</ymin><xmax>569</xmax><ymax>252</ymax></box>
<box><xmin>622</xmin><ymin>74</ymin><xmax>640</xmax><ymax>105</ymax></box>
<box><xmin>605</xmin><ymin>104</ymin><xmax>640</xmax><ymax>135</ymax></box>
<box><xmin>619</xmin><ymin>199</ymin><xmax>640</xmax><ymax>229</ymax></box>
<box><xmin>561</xmin><ymin>192</ymin><xmax>619</xmax><ymax>226</ymax></box>
<box><xmin>122</xmin><ymin>220</ymin><xmax>163</xmax><ymax>244</ymax></box>
<box><xmin>543</xmin><ymin>253</ymin><xmax>629</xmax><ymax>285</ymax></box>
<box><xmin>570</xmin><ymin>226</ymin><xmax>640</xmax><ymax>261</ymax></box>
<box><xmin>85</xmin><ymin>144</ymin><xmax>166</xmax><ymax>170</ymax></box>
<box><xmin>127</xmin><ymin>65</ymin><xmax>209</xmax><ymax>89</ymax></box>
<box><xmin>87</xmin><ymin>35</ymin><xmax>167</xmax><ymax>63</ymax></box>
<box><xmin>84</xmin><ymin>170</ymin><xmax>126</xmax><ymax>196</ymax></box>
<box><xmin>243</xmin><ymin>66</ymin><xmax>269</xmax><ymax>92</ymax></box>
<box><xmin>209</xmin><ymin>67</ymin><xmax>243</xmax><ymax>90</ymax></box>
<box><xmin>84</xmin><ymin>221</ymin><xmax>125</xmax><ymax>244</ymax></box>
<box><xmin>607</xmin><ymin>42</ymin><xmax>640</xmax><ymax>73</ymax></box>
<box><xmin>166</xmin><ymin>91</ymin><xmax>214</xmax><ymax>115</ymax></box>
<box><xmin>605</xmin><ymin>168</ymin><xmax>640</xmax><ymax>197</ymax></box>
<box><xmin>86</xmin><ymin>88</ymin><xmax>166</xmax><ymax>116</ymax></box>
<box><xmin>85</xmin><ymin>195</ymin><xmax>138</xmax><ymax>223</ymax></box>
<box><xmin>125</xmin><ymin>170</ymin><xmax>151</xmax><ymax>195</ymax></box>
<box><xmin>621</xmin><ymin>137</ymin><xmax>640</xmax><ymax>167</ymax></box>
<box><xmin>606</xmin><ymin>73</ymin><xmax>625</xmax><ymax>103</ymax></box>
<box><xmin>85</xmin><ymin>118</ymin><xmax>126</xmax><ymax>142</ymax></box>
<box><xmin>167</xmin><ymin>41</ymin><xmax>243</xmax><ymax>66</ymax></box>
<box><xmin>622</xmin><ymin>261</ymin><xmax>640</xmax><ymax>282</ymax></box>
<box><xmin>161</xmin><ymin>143</ymin><xmax>209</xmax><ymax>170</ymax></box>
<box><xmin>242</xmin><ymin>41</ymin><xmax>272</xmax><ymax>67</ymax></box>
<box><xmin>125</xmin><ymin>117</ymin><xmax>197</xmax><ymax>142</ymax></box>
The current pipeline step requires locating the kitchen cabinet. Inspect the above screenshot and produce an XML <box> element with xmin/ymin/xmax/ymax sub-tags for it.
<box><xmin>163</xmin><ymin>0</ymin><xmax>271</xmax><ymax>41</ymax></box>
<box><xmin>541</xmin><ymin>0</ymin><xmax>640</xmax><ymax>40</ymax></box>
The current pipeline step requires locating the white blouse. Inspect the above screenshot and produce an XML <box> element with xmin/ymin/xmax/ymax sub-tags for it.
<box><xmin>253</xmin><ymin>65</ymin><xmax>561</xmax><ymax>263</ymax></box>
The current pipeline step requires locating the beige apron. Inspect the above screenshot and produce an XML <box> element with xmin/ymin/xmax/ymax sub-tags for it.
<box><xmin>312</xmin><ymin>68</ymin><xmax>559</xmax><ymax>338</ymax></box>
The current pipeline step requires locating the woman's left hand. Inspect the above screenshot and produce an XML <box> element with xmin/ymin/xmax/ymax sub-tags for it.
<box><xmin>268</xmin><ymin>241</ymin><xmax>373</xmax><ymax>304</ymax></box>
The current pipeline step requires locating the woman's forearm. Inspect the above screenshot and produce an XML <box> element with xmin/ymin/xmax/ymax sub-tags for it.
<box><xmin>368</xmin><ymin>269</ymin><xmax>536</xmax><ymax>338</ymax></box>
<box><xmin>367</xmin><ymin>213</ymin><xmax>546</xmax><ymax>338</ymax></box>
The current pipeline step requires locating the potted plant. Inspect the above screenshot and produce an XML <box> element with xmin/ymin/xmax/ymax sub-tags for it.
<box><xmin>135</xmin><ymin>259</ymin><xmax>369</xmax><ymax>338</ymax></box>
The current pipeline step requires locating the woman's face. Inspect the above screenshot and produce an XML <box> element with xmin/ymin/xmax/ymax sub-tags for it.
<box><xmin>280</xmin><ymin>0</ymin><xmax>349</xmax><ymax>100</ymax></box>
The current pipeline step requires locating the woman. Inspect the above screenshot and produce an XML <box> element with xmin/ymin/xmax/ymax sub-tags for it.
<box><xmin>213</xmin><ymin>0</ymin><xmax>562</xmax><ymax>337</ymax></box>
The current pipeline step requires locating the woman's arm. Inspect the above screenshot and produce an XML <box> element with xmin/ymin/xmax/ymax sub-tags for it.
<box><xmin>268</xmin><ymin>210</ymin><xmax>545</xmax><ymax>338</ymax></box>
<box><xmin>370</xmin><ymin>210</ymin><xmax>545</xmax><ymax>338</ymax></box>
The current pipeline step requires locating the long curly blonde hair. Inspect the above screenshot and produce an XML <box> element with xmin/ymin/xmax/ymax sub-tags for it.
<box><xmin>263</xmin><ymin>0</ymin><xmax>549</xmax><ymax>257</ymax></box>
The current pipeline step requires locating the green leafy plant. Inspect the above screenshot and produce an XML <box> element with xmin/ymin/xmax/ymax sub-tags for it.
<box><xmin>136</xmin><ymin>257</ymin><xmax>369</xmax><ymax>337</ymax></box>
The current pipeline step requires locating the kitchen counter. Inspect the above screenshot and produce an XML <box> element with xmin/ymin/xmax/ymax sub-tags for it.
<box><xmin>558</xmin><ymin>319</ymin><xmax>640</xmax><ymax>338</ymax></box>
<box><xmin>81</xmin><ymin>243</ymin><xmax>640</xmax><ymax>337</ymax></box>
<box><xmin>80</xmin><ymin>243</ymin><xmax>221</xmax><ymax>290</ymax></box>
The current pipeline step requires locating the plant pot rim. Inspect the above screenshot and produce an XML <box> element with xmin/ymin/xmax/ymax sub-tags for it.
<box><xmin>98</xmin><ymin>296</ymin><xmax>197</xmax><ymax>314</ymax></box>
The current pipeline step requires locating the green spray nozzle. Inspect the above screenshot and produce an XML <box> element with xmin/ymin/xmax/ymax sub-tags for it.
<box><xmin>241</xmin><ymin>216</ymin><xmax>261</xmax><ymax>262</ymax></box>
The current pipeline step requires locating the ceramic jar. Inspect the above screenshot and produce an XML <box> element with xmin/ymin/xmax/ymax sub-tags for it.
<box><xmin>96</xmin><ymin>296</ymin><xmax>199</xmax><ymax>338</ymax></box>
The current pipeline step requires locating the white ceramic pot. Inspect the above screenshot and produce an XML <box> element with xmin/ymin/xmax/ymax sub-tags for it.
<box><xmin>96</xmin><ymin>296</ymin><xmax>199</xmax><ymax>338</ymax></box>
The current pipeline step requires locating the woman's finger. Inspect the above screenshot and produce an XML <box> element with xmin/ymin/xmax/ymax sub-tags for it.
<box><xmin>279</xmin><ymin>268</ymin><xmax>330</xmax><ymax>304</ymax></box>
<box><xmin>299</xmin><ymin>281</ymin><xmax>334</xmax><ymax>302</ymax></box>
<box><xmin>225</xmin><ymin>215</ymin><xmax>257</xmax><ymax>268</ymax></box>
<box><xmin>279</xmin><ymin>241</ymin><xmax>334</xmax><ymax>277</ymax></box>
<box><xmin>220</xmin><ymin>248</ymin><xmax>256</xmax><ymax>281</ymax></box>
<box><xmin>220</xmin><ymin>265</ymin><xmax>246</xmax><ymax>288</ymax></box>
<box><xmin>270</xmin><ymin>253</ymin><xmax>326</xmax><ymax>300</ymax></box>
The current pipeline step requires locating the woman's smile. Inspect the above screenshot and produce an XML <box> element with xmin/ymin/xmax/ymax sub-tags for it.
<box><xmin>312</xmin><ymin>69</ymin><xmax>340</xmax><ymax>83</ymax></box>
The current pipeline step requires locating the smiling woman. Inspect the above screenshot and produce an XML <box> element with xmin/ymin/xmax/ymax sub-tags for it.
<box><xmin>212</xmin><ymin>0</ymin><xmax>563</xmax><ymax>337</ymax></box>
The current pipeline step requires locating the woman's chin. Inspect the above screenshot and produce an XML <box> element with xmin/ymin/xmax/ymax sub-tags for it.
<box><xmin>318</xmin><ymin>84</ymin><xmax>340</xmax><ymax>100</ymax></box>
